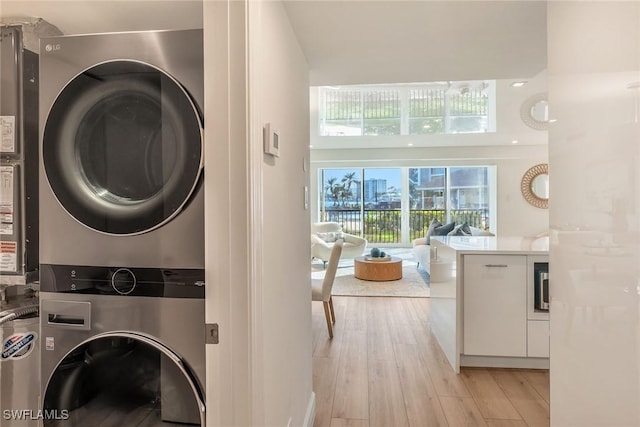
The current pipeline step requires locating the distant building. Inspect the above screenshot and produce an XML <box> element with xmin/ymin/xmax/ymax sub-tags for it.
<box><xmin>364</xmin><ymin>179</ymin><xmax>387</xmax><ymax>202</ymax></box>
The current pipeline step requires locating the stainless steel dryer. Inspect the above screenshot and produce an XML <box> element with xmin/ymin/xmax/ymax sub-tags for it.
<box><xmin>38</xmin><ymin>30</ymin><xmax>204</xmax><ymax>269</ymax></box>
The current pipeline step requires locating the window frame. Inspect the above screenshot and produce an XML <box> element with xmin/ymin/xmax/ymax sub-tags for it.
<box><xmin>318</xmin><ymin>165</ymin><xmax>494</xmax><ymax>246</ymax></box>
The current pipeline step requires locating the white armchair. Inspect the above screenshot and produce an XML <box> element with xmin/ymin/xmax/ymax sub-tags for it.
<box><xmin>311</xmin><ymin>222</ymin><xmax>367</xmax><ymax>266</ymax></box>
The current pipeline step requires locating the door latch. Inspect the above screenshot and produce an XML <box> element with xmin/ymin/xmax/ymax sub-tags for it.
<box><xmin>205</xmin><ymin>323</ymin><xmax>219</xmax><ymax>344</ymax></box>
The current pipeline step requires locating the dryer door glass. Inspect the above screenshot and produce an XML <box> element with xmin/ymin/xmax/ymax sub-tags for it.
<box><xmin>42</xmin><ymin>334</ymin><xmax>204</xmax><ymax>426</ymax></box>
<box><xmin>43</xmin><ymin>60</ymin><xmax>203</xmax><ymax>235</ymax></box>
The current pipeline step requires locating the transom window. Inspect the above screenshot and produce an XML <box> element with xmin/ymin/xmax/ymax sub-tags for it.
<box><xmin>319</xmin><ymin>81</ymin><xmax>495</xmax><ymax>137</ymax></box>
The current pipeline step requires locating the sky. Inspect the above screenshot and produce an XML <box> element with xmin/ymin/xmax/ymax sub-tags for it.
<box><xmin>323</xmin><ymin>168</ymin><xmax>401</xmax><ymax>189</ymax></box>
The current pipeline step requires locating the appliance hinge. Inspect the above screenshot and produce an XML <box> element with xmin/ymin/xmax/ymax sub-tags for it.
<box><xmin>205</xmin><ymin>323</ymin><xmax>219</xmax><ymax>344</ymax></box>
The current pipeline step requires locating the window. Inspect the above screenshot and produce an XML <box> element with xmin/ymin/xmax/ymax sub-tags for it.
<box><xmin>319</xmin><ymin>81</ymin><xmax>494</xmax><ymax>137</ymax></box>
<box><xmin>319</xmin><ymin>166</ymin><xmax>493</xmax><ymax>245</ymax></box>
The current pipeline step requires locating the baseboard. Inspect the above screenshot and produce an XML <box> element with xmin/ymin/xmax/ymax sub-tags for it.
<box><xmin>460</xmin><ymin>354</ymin><xmax>550</xmax><ymax>370</ymax></box>
<box><xmin>303</xmin><ymin>392</ymin><xmax>316</xmax><ymax>427</ymax></box>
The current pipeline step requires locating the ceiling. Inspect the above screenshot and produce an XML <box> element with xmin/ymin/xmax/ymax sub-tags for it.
<box><xmin>283</xmin><ymin>0</ymin><xmax>547</xmax><ymax>86</ymax></box>
<box><xmin>0</xmin><ymin>1</ymin><xmax>203</xmax><ymax>35</ymax></box>
<box><xmin>1</xmin><ymin>1</ymin><xmax>547</xmax><ymax>87</ymax></box>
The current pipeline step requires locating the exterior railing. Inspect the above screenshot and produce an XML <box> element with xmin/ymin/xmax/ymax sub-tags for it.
<box><xmin>320</xmin><ymin>209</ymin><xmax>362</xmax><ymax>235</ymax></box>
<box><xmin>364</xmin><ymin>210</ymin><xmax>401</xmax><ymax>243</ymax></box>
<box><xmin>320</xmin><ymin>208</ymin><xmax>488</xmax><ymax>244</ymax></box>
<box><xmin>409</xmin><ymin>209</ymin><xmax>488</xmax><ymax>241</ymax></box>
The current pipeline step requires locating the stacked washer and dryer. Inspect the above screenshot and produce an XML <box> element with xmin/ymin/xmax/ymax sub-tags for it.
<box><xmin>38</xmin><ymin>30</ymin><xmax>206</xmax><ymax>425</ymax></box>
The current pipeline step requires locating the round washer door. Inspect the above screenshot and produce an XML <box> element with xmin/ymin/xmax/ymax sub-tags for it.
<box><xmin>43</xmin><ymin>60</ymin><xmax>203</xmax><ymax>235</ymax></box>
<box><xmin>42</xmin><ymin>332</ymin><xmax>205</xmax><ymax>426</ymax></box>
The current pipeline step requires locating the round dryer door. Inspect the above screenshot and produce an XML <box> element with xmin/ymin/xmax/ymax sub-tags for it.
<box><xmin>43</xmin><ymin>60</ymin><xmax>203</xmax><ymax>235</ymax></box>
<box><xmin>42</xmin><ymin>332</ymin><xmax>205</xmax><ymax>426</ymax></box>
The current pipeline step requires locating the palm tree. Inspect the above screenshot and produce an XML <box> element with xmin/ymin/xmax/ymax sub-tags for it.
<box><xmin>325</xmin><ymin>178</ymin><xmax>345</xmax><ymax>206</ymax></box>
<box><xmin>341</xmin><ymin>171</ymin><xmax>359</xmax><ymax>207</ymax></box>
<box><xmin>324</xmin><ymin>178</ymin><xmax>338</xmax><ymax>206</ymax></box>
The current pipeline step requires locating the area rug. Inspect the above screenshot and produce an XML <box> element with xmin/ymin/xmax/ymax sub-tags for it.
<box><xmin>312</xmin><ymin>250</ymin><xmax>430</xmax><ymax>297</ymax></box>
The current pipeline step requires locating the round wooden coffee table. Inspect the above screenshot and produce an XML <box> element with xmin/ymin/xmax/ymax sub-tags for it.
<box><xmin>354</xmin><ymin>256</ymin><xmax>403</xmax><ymax>281</ymax></box>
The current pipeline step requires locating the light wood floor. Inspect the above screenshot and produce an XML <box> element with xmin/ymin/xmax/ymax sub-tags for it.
<box><xmin>312</xmin><ymin>296</ymin><xmax>550</xmax><ymax>427</ymax></box>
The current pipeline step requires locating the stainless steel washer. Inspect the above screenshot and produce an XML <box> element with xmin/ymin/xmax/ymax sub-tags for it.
<box><xmin>39</xmin><ymin>265</ymin><xmax>205</xmax><ymax>426</ymax></box>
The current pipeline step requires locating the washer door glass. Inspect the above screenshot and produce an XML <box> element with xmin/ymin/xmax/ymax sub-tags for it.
<box><xmin>43</xmin><ymin>333</ymin><xmax>204</xmax><ymax>426</ymax></box>
<box><xmin>43</xmin><ymin>60</ymin><xmax>203</xmax><ymax>235</ymax></box>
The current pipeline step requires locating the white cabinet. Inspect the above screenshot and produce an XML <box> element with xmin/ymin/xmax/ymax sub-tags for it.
<box><xmin>463</xmin><ymin>255</ymin><xmax>527</xmax><ymax>357</ymax></box>
<box><xmin>527</xmin><ymin>320</ymin><xmax>550</xmax><ymax>358</ymax></box>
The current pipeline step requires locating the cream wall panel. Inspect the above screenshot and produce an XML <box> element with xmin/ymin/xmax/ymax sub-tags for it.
<box><xmin>548</xmin><ymin>2</ymin><xmax>640</xmax><ymax>425</ymax></box>
<box><xmin>249</xmin><ymin>1</ymin><xmax>313</xmax><ymax>426</ymax></box>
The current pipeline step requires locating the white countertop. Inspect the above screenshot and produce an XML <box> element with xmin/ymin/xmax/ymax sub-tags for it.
<box><xmin>430</xmin><ymin>235</ymin><xmax>549</xmax><ymax>254</ymax></box>
<box><xmin>431</xmin><ymin>236</ymin><xmax>549</xmax><ymax>254</ymax></box>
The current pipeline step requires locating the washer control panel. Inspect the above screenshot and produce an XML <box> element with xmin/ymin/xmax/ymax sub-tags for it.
<box><xmin>40</xmin><ymin>264</ymin><xmax>205</xmax><ymax>298</ymax></box>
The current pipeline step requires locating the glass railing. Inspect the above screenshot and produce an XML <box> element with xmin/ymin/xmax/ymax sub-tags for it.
<box><xmin>319</xmin><ymin>208</ymin><xmax>488</xmax><ymax>244</ymax></box>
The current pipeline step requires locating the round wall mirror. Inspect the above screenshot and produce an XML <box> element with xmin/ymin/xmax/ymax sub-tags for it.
<box><xmin>531</xmin><ymin>174</ymin><xmax>549</xmax><ymax>199</ymax></box>
<box><xmin>520</xmin><ymin>93</ymin><xmax>549</xmax><ymax>130</ymax></box>
<box><xmin>521</xmin><ymin>164</ymin><xmax>549</xmax><ymax>209</ymax></box>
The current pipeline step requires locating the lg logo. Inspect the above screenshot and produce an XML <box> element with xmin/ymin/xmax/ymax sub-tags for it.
<box><xmin>45</xmin><ymin>44</ymin><xmax>61</xmax><ymax>52</ymax></box>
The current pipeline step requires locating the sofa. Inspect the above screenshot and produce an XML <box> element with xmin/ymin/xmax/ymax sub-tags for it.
<box><xmin>311</xmin><ymin>222</ymin><xmax>367</xmax><ymax>266</ymax></box>
<box><xmin>412</xmin><ymin>221</ymin><xmax>494</xmax><ymax>274</ymax></box>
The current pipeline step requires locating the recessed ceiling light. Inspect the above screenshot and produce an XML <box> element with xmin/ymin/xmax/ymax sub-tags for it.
<box><xmin>408</xmin><ymin>143</ymin><xmax>414</xmax><ymax>147</ymax></box>
<box><xmin>548</xmin><ymin>118</ymin><xmax>557</xmax><ymax>123</ymax></box>
<box><xmin>309</xmin><ymin>144</ymin><xmax>313</xmax><ymax>148</ymax></box>
<box><xmin>511</xmin><ymin>140</ymin><xmax>519</xmax><ymax>144</ymax></box>
<box><xmin>511</xmin><ymin>81</ymin><xmax>527</xmax><ymax>88</ymax></box>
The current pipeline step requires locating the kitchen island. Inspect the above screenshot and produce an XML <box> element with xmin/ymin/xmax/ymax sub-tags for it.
<box><xmin>429</xmin><ymin>235</ymin><xmax>549</xmax><ymax>373</ymax></box>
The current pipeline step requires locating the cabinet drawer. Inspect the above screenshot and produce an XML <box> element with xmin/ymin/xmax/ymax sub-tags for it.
<box><xmin>527</xmin><ymin>320</ymin><xmax>549</xmax><ymax>358</ymax></box>
<box><xmin>463</xmin><ymin>255</ymin><xmax>527</xmax><ymax>357</ymax></box>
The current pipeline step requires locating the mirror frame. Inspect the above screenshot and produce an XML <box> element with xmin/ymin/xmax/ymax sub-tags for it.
<box><xmin>520</xmin><ymin>92</ymin><xmax>549</xmax><ymax>130</ymax></box>
<box><xmin>521</xmin><ymin>163</ymin><xmax>549</xmax><ymax>209</ymax></box>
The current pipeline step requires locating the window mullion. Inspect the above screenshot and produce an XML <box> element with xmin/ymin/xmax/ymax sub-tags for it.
<box><xmin>360</xmin><ymin>90</ymin><xmax>365</xmax><ymax>135</ymax></box>
<box><xmin>400</xmin><ymin>87</ymin><xmax>409</xmax><ymax>135</ymax></box>
<box><xmin>360</xmin><ymin>168</ymin><xmax>365</xmax><ymax>237</ymax></box>
<box><xmin>401</xmin><ymin>167</ymin><xmax>410</xmax><ymax>244</ymax></box>
<box><xmin>445</xmin><ymin>168</ymin><xmax>451</xmax><ymax>224</ymax></box>
<box><xmin>444</xmin><ymin>89</ymin><xmax>451</xmax><ymax>133</ymax></box>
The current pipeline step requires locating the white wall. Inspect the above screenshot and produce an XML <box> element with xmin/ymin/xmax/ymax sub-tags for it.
<box><xmin>548</xmin><ymin>2</ymin><xmax>640</xmax><ymax>425</ymax></box>
<box><xmin>311</xmin><ymin>144</ymin><xmax>549</xmax><ymax>239</ymax></box>
<box><xmin>248</xmin><ymin>1</ymin><xmax>313</xmax><ymax>426</ymax></box>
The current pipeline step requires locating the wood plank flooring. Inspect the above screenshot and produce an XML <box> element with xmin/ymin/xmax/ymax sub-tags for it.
<box><xmin>312</xmin><ymin>296</ymin><xmax>550</xmax><ymax>427</ymax></box>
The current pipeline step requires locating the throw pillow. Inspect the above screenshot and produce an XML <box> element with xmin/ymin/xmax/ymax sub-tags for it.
<box><xmin>317</xmin><ymin>232</ymin><xmax>337</xmax><ymax>243</ymax></box>
<box><xmin>432</xmin><ymin>221</ymin><xmax>456</xmax><ymax>239</ymax></box>
<box><xmin>425</xmin><ymin>219</ymin><xmax>456</xmax><ymax>244</ymax></box>
<box><xmin>424</xmin><ymin>218</ymin><xmax>441</xmax><ymax>245</ymax></box>
<box><xmin>448</xmin><ymin>222</ymin><xmax>472</xmax><ymax>236</ymax></box>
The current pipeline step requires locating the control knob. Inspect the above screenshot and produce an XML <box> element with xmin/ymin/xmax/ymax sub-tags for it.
<box><xmin>111</xmin><ymin>268</ymin><xmax>136</xmax><ymax>295</ymax></box>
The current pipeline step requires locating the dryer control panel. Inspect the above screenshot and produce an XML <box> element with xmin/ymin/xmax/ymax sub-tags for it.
<box><xmin>40</xmin><ymin>264</ymin><xmax>205</xmax><ymax>298</ymax></box>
